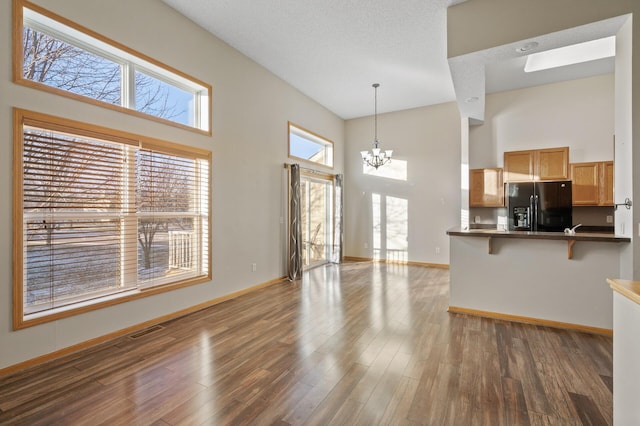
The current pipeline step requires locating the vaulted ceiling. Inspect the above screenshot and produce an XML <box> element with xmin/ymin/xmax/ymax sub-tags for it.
<box><xmin>163</xmin><ymin>0</ymin><xmax>617</xmax><ymax>120</ymax></box>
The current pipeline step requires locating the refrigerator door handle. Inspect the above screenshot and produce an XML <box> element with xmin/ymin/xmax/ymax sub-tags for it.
<box><xmin>529</xmin><ymin>195</ymin><xmax>535</xmax><ymax>231</ymax></box>
<box><xmin>534</xmin><ymin>194</ymin><xmax>539</xmax><ymax>231</ymax></box>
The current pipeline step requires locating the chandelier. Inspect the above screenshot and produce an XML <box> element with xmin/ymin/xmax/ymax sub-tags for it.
<box><xmin>361</xmin><ymin>83</ymin><xmax>393</xmax><ymax>169</ymax></box>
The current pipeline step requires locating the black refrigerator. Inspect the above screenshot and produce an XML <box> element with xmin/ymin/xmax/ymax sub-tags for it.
<box><xmin>506</xmin><ymin>181</ymin><xmax>572</xmax><ymax>231</ymax></box>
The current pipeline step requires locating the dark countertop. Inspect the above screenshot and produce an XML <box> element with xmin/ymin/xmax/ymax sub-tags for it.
<box><xmin>447</xmin><ymin>226</ymin><xmax>630</xmax><ymax>243</ymax></box>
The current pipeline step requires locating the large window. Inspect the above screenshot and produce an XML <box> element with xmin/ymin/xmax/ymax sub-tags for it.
<box><xmin>288</xmin><ymin>122</ymin><xmax>334</xmax><ymax>168</ymax></box>
<box><xmin>13</xmin><ymin>109</ymin><xmax>211</xmax><ymax>329</ymax></box>
<box><xmin>14</xmin><ymin>0</ymin><xmax>211</xmax><ymax>134</ymax></box>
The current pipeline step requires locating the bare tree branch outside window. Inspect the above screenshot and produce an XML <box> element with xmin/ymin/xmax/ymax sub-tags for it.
<box><xmin>136</xmin><ymin>151</ymin><xmax>194</xmax><ymax>271</ymax></box>
<box><xmin>20</xmin><ymin>23</ymin><xmax>202</xmax><ymax>310</ymax></box>
<box><xmin>23</xmin><ymin>27</ymin><xmax>189</xmax><ymax>122</ymax></box>
<box><xmin>22</xmin><ymin>128</ymin><xmax>202</xmax><ymax>310</ymax></box>
<box><xmin>23</xmin><ymin>130</ymin><xmax>125</xmax><ymax>305</ymax></box>
<box><xmin>23</xmin><ymin>28</ymin><xmax>121</xmax><ymax>105</ymax></box>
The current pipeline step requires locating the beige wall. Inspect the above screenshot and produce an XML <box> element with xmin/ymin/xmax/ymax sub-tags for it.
<box><xmin>0</xmin><ymin>0</ymin><xmax>344</xmax><ymax>370</ymax></box>
<box><xmin>470</xmin><ymin>74</ymin><xmax>614</xmax><ymax>168</ymax></box>
<box><xmin>447</xmin><ymin>0</ymin><xmax>636</xmax><ymax>59</ymax></box>
<box><xmin>344</xmin><ymin>103</ymin><xmax>461</xmax><ymax>264</ymax></box>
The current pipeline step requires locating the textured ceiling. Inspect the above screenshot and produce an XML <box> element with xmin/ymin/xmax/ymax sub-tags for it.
<box><xmin>162</xmin><ymin>0</ymin><xmax>462</xmax><ymax>119</ymax></box>
<box><xmin>162</xmin><ymin>0</ymin><xmax>620</xmax><ymax>121</ymax></box>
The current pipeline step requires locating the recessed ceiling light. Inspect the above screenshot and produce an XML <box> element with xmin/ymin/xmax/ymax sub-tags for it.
<box><xmin>524</xmin><ymin>36</ymin><xmax>615</xmax><ymax>72</ymax></box>
<box><xmin>516</xmin><ymin>42</ymin><xmax>539</xmax><ymax>53</ymax></box>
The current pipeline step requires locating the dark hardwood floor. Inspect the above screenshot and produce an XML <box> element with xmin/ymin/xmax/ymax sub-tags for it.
<box><xmin>0</xmin><ymin>261</ymin><xmax>613</xmax><ymax>425</ymax></box>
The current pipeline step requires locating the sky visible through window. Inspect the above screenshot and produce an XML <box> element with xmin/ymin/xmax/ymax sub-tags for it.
<box><xmin>135</xmin><ymin>70</ymin><xmax>194</xmax><ymax>127</ymax></box>
<box><xmin>290</xmin><ymin>133</ymin><xmax>324</xmax><ymax>160</ymax></box>
<box><xmin>21</xmin><ymin>6</ymin><xmax>209</xmax><ymax>132</ymax></box>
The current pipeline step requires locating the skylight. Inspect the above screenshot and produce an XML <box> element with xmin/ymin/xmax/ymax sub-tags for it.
<box><xmin>524</xmin><ymin>36</ymin><xmax>615</xmax><ymax>73</ymax></box>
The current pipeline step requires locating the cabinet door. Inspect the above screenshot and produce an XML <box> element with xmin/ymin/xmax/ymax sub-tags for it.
<box><xmin>570</xmin><ymin>162</ymin><xmax>599</xmax><ymax>205</ymax></box>
<box><xmin>504</xmin><ymin>151</ymin><xmax>534</xmax><ymax>182</ymax></box>
<box><xmin>469</xmin><ymin>168</ymin><xmax>504</xmax><ymax>207</ymax></box>
<box><xmin>469</xmin><ymin>169</ymin><xmax>486</xmax><ymax>206</ymax></box>
<box><xmin>600</xmin><ymin>161</ymin><xmax>614</xmax><ymax>206</ymax></box>
<box><xmin>537</xmin><ymin>147</ymin><xmax>569</xmax><ymax>180</ymax></box>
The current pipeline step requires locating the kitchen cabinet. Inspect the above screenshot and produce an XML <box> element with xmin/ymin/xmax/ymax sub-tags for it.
<box><xmin>570</xmin><ymin>162</ymin><xmax>599</xmax><ymax>205</ymax></box>
<box><xmin>570</xmin><ymin>161</ymin><xmax>613</xmax><ymax>206</ymax></box>
<box><xmin>601</xmin><ymin>161</ymin><xmax>614</xmax><ymax>205</ymax></box>
<box><xmin>469</xmin><ymin>168</ymin><xmax>504</xmax><ymax>207</ymax></box>
<box><xmin>504</xmin><ymin>147</ymin><xmax>569</xmax><ymax>182</ymax></box>
<box><xmin>503</xmin><ymin>151</ymin><xmax>533</xmax><ymax>181</ymax></box>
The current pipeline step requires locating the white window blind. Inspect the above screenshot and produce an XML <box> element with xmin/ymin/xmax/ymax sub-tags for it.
<box><xmin>17</xmin><ymin>112</ymin><xmax>210</xmax><ymax>322</ymax></box>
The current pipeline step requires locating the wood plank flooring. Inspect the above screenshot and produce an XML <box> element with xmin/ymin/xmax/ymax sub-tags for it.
<box><xmin>0</xmin><ymin>261</ymin><xmax>613</xmax><ymax>425</ymax></box>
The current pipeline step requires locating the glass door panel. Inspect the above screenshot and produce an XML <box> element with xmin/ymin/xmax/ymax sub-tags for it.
<box><xmin>300</xmin><ymin>175</ymin><xmax>333</xmax><ymax>268</ymax></box>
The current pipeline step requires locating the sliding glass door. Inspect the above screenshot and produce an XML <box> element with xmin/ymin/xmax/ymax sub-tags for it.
<box><xmin>300</xmin><ymin>174</ymin><xmax>333</xmax><ymax>268</ymax></box>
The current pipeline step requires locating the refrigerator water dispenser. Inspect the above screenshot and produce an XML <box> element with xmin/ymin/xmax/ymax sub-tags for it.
<box><xmin>513</xmin><ymin>206</ymin><xmax>530</xmax><ymax>229</ymax></box>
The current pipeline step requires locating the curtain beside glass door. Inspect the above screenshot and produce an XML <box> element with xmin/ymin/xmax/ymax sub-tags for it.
<box><xmin>287</xmin><ymin>165</ymin><xmax>341</xmax><ymax>277</ymax></box>
<box><xmin>288</xmin><ymin>164</ymin><xmax>302</xmax><ymax>281</ymax></box>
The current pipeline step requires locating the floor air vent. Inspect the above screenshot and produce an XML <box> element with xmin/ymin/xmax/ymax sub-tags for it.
<box><xmin>129</xmin><ymin>325</ymin><xmax>164</xmax><ymax>339</ymax></box>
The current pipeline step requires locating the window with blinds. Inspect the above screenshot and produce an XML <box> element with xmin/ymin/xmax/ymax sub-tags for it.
<box><xmin>14</xmin><ymin>109</ymin><xmax>211</xmax><ymax>328</ymax></box>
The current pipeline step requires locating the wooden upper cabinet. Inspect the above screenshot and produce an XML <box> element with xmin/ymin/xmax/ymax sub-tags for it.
<box><xmin>570</xmin><ymin>162</ymin><xmax>599</xmax><ymax>205</ymax></box>
<box><xmin>570</xmin><ymin>161</ymin><xmax>613</xmax><ymax>206</ymax></box>
<box><xmin>504</xmin><ymin>147</ymin><xmax>569</xmax><ymax>182</ymax></box>
<box><xmin>600</xmin><ymin>161</ymin><xmax>614</xmax><ymax>206</ymax></box>
<box><xmin>469</xmin><ymin>168</ymin><xmax>504</xmax><ymax>207</ymax></box>
<box><xmin>503</xmin><ymin>151</ymin><xmax>534</xmax><ymax>182</ymax></box>
<box><xmin>537</xmin><ymin>147</ymin><xmax>569</xmax><ymax>180</ymax></box>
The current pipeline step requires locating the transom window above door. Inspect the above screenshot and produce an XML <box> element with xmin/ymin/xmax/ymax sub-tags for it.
<box><xmin>288</xmin><ymin>122</ymin><xmax>334</xmax><ymax>168</ymax></box>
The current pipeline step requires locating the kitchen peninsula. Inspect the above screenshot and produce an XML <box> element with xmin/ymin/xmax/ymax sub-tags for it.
<box><xmin>447</xmin><ymin>227</ymin><xmax>630</xmax><ymax>332</ymax></box>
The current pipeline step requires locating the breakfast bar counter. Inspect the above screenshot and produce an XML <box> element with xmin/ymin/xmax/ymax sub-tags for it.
<box><xmin>447</xmin><ymin>226</ymin><xmax>628</xmax><ymax>242</ymax></box>
<box><xmin>447</xmin><ymin>227</ymin><xmax>629</xmax><ymax>259</ymax></box>
<box><xmin>447</xmin><ymin>227</ymin><xmax>630</xmax><ymax>332</ymax></box>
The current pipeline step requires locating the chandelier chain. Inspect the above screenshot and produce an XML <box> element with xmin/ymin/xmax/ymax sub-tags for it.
<box><xmin>374</xmin><ymin>83</ymin><xmax>378</xmax><ymax>142</ymax></box>
<box><xmin>360</xmin><ymin>83</ymin><xmax>392</xmax><ymax>169</ymax></box>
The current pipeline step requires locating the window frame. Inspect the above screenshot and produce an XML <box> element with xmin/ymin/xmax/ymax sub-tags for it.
<box><xmin>13</xmin><ymin>108</ymin><xmax>212</xmax><ymax>330</ymax></box>
<box><xmin>288</xmin><ymin>122</ymin><xmax>334</xmax><ymax>169</ymax></box>
<box><xmin>13</xmin><ymin>0</ymin><xmax>212</xmax><ymax>136</ymax></box>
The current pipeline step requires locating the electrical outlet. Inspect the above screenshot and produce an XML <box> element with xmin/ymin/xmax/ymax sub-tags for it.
<box><xmin>364</xmin><ymin>242</ymin><xmax>369</xmax><ymax>249</ymax></box>
<box><xmin>251</xmin><ymin>263</ymin><xmax>257</xmax><ymax>272</ymax></box>
<box><xmin>474</xmin><ymin>216</ymin><xmax>481</xmax><ymax>224</ymax></box>
<box><xmin>606</xmin><ymin>215</ymin><xmax>613</xmax><ymax>224</ymax></box>
<box><xmin>435</xmin><ymin>247</ymin><xmax>440</xmax><ymax>254</ymax></box>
